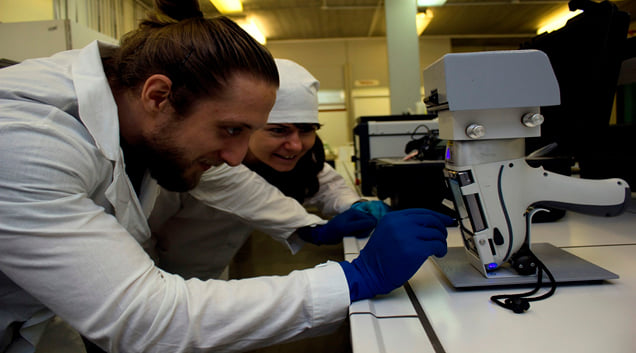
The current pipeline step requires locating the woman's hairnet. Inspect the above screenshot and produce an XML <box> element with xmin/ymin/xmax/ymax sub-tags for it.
<box><xmin>269</xmin><ymin>58</ymin><xmax>320</xmax><ymax>124</ymax></box>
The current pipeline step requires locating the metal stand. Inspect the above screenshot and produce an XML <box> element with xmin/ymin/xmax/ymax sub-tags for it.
<box><xmin>432</xmin><ymin>243</ymin><xmax>618</xmax><ymax>288</ymax></box>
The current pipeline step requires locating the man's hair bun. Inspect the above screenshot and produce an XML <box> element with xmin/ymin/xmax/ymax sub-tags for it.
<box><xmin>155</xmin><ymin>0</ymin><xmax>203</xmax><ymax>21</ymax></box>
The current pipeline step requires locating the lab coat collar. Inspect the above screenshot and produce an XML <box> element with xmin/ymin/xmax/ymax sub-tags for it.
<box><xmin>71</xmin><ymin>41</ymin><xmax>158</xmax><ymax>240</ymax></box>
<box><xmin>71</xmin><ymin>40</ymin><xmax>120</xmax><ymax>162</ymax></box>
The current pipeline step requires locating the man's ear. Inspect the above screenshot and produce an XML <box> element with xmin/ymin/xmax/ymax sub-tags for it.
<box><xmin>141</xmin><ymin>74</ymin><xmax>173</xmax><ymax>113</ymax></box>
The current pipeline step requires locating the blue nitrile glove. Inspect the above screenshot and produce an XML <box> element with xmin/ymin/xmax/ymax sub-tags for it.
<box><xmin>339</xmin><ymin>208</ymin><xmax>454</xmax><ymax>302</ymax></box>
<box><xmin>297</xmin><ymin>208</ymin><xmax>377</xmax><ymax>245</ymax></box>
<box><xmin>350</xmin><ymin>200</ymin><xmax>392</xmax><ymax>221</ymax></box>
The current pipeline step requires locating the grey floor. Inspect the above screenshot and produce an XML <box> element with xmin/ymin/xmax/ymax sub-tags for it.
<box><xmin>229</xmin><ymin>231</ymin><xmax>352</xmax><ymax>353</ymax></box>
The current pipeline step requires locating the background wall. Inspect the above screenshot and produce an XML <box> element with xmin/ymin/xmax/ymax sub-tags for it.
<box><xmin>268</xmin><ymin>37</ymin><xmax>463</xmax><ymax>151</ymax></box>
<box><xmin>0</xmin><ymin>0</ymin><xmax>147</xmax><ymax>39</ymax></box>
<box><xmin>0</xmin><ymin>0</ymin><xmax>53</xmax><ymax>22</ymax></box>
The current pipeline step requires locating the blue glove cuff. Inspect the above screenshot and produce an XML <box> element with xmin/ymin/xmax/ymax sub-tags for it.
<box><xmin>297</xmin><ymin>225</ymin><xmax>321</xmax><ymax>245</ymax></box>
<box><xmin>339</xmin><ymin>261</ymin><xmax>373</xmax><ymax>302</ymax></box>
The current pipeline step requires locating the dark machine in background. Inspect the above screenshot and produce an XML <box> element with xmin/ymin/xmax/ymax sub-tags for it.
<box><xmin>352</xmin><ymin>114</ymin><xmax>451</xmax><ymax>213</ymax></box>
<box><xmin>521</xmin><ymin>0</ymin><xmax>634</xmax><ymax>187</ymax></box>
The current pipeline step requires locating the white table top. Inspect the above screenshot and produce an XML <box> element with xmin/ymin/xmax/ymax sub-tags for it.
<box><xmin>346</xmin><ymin>203</ymin><xmax>636</xmax><ymax>353</ymax></box>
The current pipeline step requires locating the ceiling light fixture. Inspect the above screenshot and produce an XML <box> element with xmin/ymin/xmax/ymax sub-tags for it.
<box><xmin>238</xmin><ymin>18</ymin><xmax>266</xmax><ymax>45</ymax></box>
<box><xmin>209</xmin><ymin>0</ymin><xmax>243</xmax><ymax>14</ymax></box>
<box><xmin>416</xmin><ymin>9</ymin><xmax>434</xmax><ymax>35</ymax></box>
<box><xmin>536</xmin><ymin>7</ymin><xmax>583</xmax><ymax>34</ymax></box>
<box><xmin>417</xmin><ymin>0</ymin><xmax>446</xmax><ymax>7</ymax></box>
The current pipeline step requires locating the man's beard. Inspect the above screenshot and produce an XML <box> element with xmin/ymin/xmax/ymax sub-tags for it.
<box><xmin>139</xmin><ymin>135</ymin><xmax>200</xmax><ymax>192</ymax></box>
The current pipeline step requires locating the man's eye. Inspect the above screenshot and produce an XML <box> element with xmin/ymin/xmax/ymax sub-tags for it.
<box><xmin>226</xmin><ymin>127</ymin><xmax>242</xmax><ymax>136</ymax></box>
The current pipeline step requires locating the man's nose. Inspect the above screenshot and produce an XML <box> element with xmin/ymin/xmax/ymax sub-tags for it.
<box><xmin>220</xmin><ymin>141</ymin><xmax>249</xmax><ymax>167</ymax></box>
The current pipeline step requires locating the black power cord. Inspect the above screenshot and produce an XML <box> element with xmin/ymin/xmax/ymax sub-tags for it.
<box><xmin>490</xmin><ymin>245</ymin><xmax>557</xmax><ymax>314</ymax></box>
<box><xmin>404</xmin><ymin>124</ymin><xmax>441</xmax><ymax>161</ymax></box>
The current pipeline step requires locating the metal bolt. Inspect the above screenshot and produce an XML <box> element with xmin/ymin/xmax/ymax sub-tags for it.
<box><xmin>521</xmin><ymin>113</ymin><xmax>544</xmax><ymax>127</ymax></box>
<box><xmin>466</xmin><ymin>124</ymin><xmax>486</xmax><ymax>139</ymax></box>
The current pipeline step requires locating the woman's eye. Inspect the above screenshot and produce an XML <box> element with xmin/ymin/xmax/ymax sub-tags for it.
<box><xmin>268</xmin><ymin>128</ymin><xmax>287</xmax><ymax>135</ymax></box>
<box><xmin>299</xmin><ymin>125</ymin><xmax>318</xmax><ymax>133</ymax></box>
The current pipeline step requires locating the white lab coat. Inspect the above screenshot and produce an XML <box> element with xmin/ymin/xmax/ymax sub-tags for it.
<box><xmin>150</xmin><ymin>162</ymin><xmax>361</xmax><ymax>280</ymax></box>
<box><xmin>0</xmin><ymin>41</ymin><xmax>350</xmax><ymax>353</ymax></box>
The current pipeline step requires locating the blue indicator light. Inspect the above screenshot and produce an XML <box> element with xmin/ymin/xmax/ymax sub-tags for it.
<box><xmin>487</xmin><ymin>263</ymin><xmax>498</xmax><ymax>270</ymax></box>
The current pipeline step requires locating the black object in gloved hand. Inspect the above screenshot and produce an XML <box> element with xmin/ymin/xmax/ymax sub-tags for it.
<box><xmin>297</xmin><ymin>208</ymin><xmax>377</xmax><ymax>245</ymax></box>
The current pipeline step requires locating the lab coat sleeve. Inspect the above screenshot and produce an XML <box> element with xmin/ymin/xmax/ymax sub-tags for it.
<box><xmin>0</xmin><ymin>121</ymin><xmax>350</xmax><ymax>352</ymax></box>
<box><xmin>303</xmin><ymin>163</ymin><xmax>362</xmax><ymax>217</ymax></box>
<box><xmin>187</xmin><ymin>164</ymin><xmax>326</xmax><ymax>252</ymax></box>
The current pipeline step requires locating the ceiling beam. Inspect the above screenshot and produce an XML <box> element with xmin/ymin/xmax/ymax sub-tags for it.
<box><xmin>367</xmin><ymin>0</ymin><xmax>384</xmax><ymax>37</ymax></box>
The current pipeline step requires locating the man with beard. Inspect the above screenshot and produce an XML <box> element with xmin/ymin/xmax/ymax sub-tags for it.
<box><xmin>149</xmin><ymin>59</ymin><xmax>393</xmax><ymax>282</ymax></box>
<box><xmin>0</xmin><ymin>0</ymin><xmax>453</xmax><ymax>352</ymax></box>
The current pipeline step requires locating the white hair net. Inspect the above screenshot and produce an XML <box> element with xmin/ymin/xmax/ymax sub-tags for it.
<box><xmin>269</xmin><ymin>58</ymin><xmax>320</xmax><ymax>124</ymax></box>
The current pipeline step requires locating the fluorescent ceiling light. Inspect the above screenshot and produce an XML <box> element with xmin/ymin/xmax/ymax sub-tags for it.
<box><xmin>238</xmin><ymin>19</ymin><xmax>266</xmax><ymax>45</ymax></box>
<box><xmin>537</xmin><ymin>7</ymin><xmax>583</xmax><ymax>34</ymax></box>
<box><xmin>417</xmin><ymin>0</ymin><xmax>446</xmax><ymax>7</ymax></box>
<box><xmin>210</xmin><ymin>0</ymin><xmax>243</xmax><ymax>14</ymax></box>
<box><xmin>416</xmin><ymin>9</ymin><xmax>434</xmax><ymax>35</ymax></box>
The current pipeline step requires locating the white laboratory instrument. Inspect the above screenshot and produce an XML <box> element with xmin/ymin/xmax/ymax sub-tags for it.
<box><xmin>423</xmin><ymin>50</ymin><xmax>631</xmax><ymax>278</ymax></box>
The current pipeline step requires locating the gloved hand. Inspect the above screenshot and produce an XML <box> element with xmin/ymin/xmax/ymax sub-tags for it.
<box><xmin>297</xmin><ymin>208</ymin><xmax>377</xmax><ymax>245</ymax></box>
<box><xmin>350</xmin><ymin>200</ymin><xmax>392</xmax><ymax>221</ymax></box>
<box><xmin>339</xmin><ymin>208</ymin><xmax>454</xmax><ymax>302</ymax></box>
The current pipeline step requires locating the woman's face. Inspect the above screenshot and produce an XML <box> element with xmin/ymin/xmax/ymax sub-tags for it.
<box><xmin>246</xmin><ymin>123</ymin><xmax>318</xmax><ymax>172</ymax></box>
